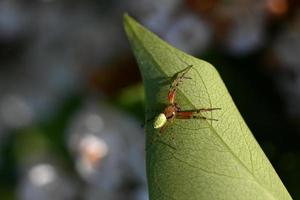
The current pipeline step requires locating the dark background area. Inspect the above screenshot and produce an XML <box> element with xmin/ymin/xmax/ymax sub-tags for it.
<box><xmin>0</xmin><ymin>0</ymin><xmax>299</xmax><ymax>199</ymax></box>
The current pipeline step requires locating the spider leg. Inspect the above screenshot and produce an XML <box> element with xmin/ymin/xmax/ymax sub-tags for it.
<box><xmin>159</xmin><ymin>125</ymin><xmax>166</xmax><ymax>133</ymax></box>
<box><xmin>146</xmin><ymin>137</ymin><xmax>177</xmax><ymax>151</ymax></box>
<box><xmin>176</xmin><ymin>109</ymin><xmax>219</xmax><ymax>121</ymax></box>
<box><xmin>146</xmin><ymin>122</ymin><xmax>177</xmax><ymax>151</ymax></box>
<box><xmin>168</xmin><ymin>65</ymin><xmax>193</xmax><ymax>104</ymax></box>
<box><xmin>183</xmin><ymin>108</ymin><xmax>221</xmax><ymax>113</ymax></box>
<box><xmin>159</xmin><ymin>121</ymin><xmax>170</xmax><ymax>133</ymax></box>
<box><xmin>160</xmin><ymin>121</ymin><xmax>178</xmax><ymax>149</ymax></box>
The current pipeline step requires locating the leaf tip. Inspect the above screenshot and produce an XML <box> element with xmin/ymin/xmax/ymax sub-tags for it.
<box><xmin>123</xmin><ymin>13</ymin><xmax>136</xmax><ymax>29</ymax></box>
<box><xmin>123</xmin><ymin>13</ymin><xmax>135</xmax><ymax>39</ymax></box>
<box><xmin>123</xmin><ymin>13</ymin><xmax>130</xmax><ymax>23</ymax></box>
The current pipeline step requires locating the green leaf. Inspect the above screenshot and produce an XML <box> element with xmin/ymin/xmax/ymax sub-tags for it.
<box><xmin>123</xmin><ymin>14</ymin><xmax>292</xmax><ymax>200</ymax></box>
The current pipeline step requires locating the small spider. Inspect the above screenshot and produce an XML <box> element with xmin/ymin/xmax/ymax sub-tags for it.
<box><xmin>153</xmin><ymin>65</ymin><xmax>221</xmax><ymax>133</ymax></box>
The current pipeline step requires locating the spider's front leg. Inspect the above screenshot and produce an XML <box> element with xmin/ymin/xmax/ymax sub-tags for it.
<box><xmin>167</xmin><ymin>65</ymin><xmax>193</xmax><ymax>105</ymax></box>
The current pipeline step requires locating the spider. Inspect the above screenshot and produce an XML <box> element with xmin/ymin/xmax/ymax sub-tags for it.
<box><xmin>153</xmin><ymin>65</ymin><xmax>221</xmax><ymax>133</ymax></box>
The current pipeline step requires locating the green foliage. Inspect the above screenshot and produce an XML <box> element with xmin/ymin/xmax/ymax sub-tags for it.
<box><xmin>113</xmin><ymin>83</ymin><xmax>145</xmax><ymax>120</ymax></box>
<box><xmin>123</xmin><ymin>14</ymin><xmax>292</xmax><ymax>200</ymax></box>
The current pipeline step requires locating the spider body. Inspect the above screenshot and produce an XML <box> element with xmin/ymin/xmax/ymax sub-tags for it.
<box><xmin>153</xmin><ymin>65</ymin><xmax>220</xmax><ymax>133</ymax></box>
<box><xmin>164</xmin><ymin>104</ymin><xmax>178</xmax><ymax>120</ymax></box>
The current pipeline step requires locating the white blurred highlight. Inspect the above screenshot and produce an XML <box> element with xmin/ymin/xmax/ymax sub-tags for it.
<box><xmin>28</xmin><ymin>164</ymin><xmax>56</xmax><ymax>187</ymax></box>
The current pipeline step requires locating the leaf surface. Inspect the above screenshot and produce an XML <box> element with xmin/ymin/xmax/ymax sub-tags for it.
<box><xmin>124</xmin><ymin>14</ymin><xmax>292</xmax><ymax>200</ymax></box>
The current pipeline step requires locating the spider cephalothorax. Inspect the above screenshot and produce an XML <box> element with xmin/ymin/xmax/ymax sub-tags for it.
<box><xmin>153</xmin><ymin>65</ymin><xmax>220</xmax><ymax>133</ymax></box>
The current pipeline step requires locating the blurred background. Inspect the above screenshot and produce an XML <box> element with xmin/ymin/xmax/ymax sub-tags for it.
<box><xmin>0</xmin><ymin>0</ymin><xmax>299</xmax><ymax>199</ymax></box>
